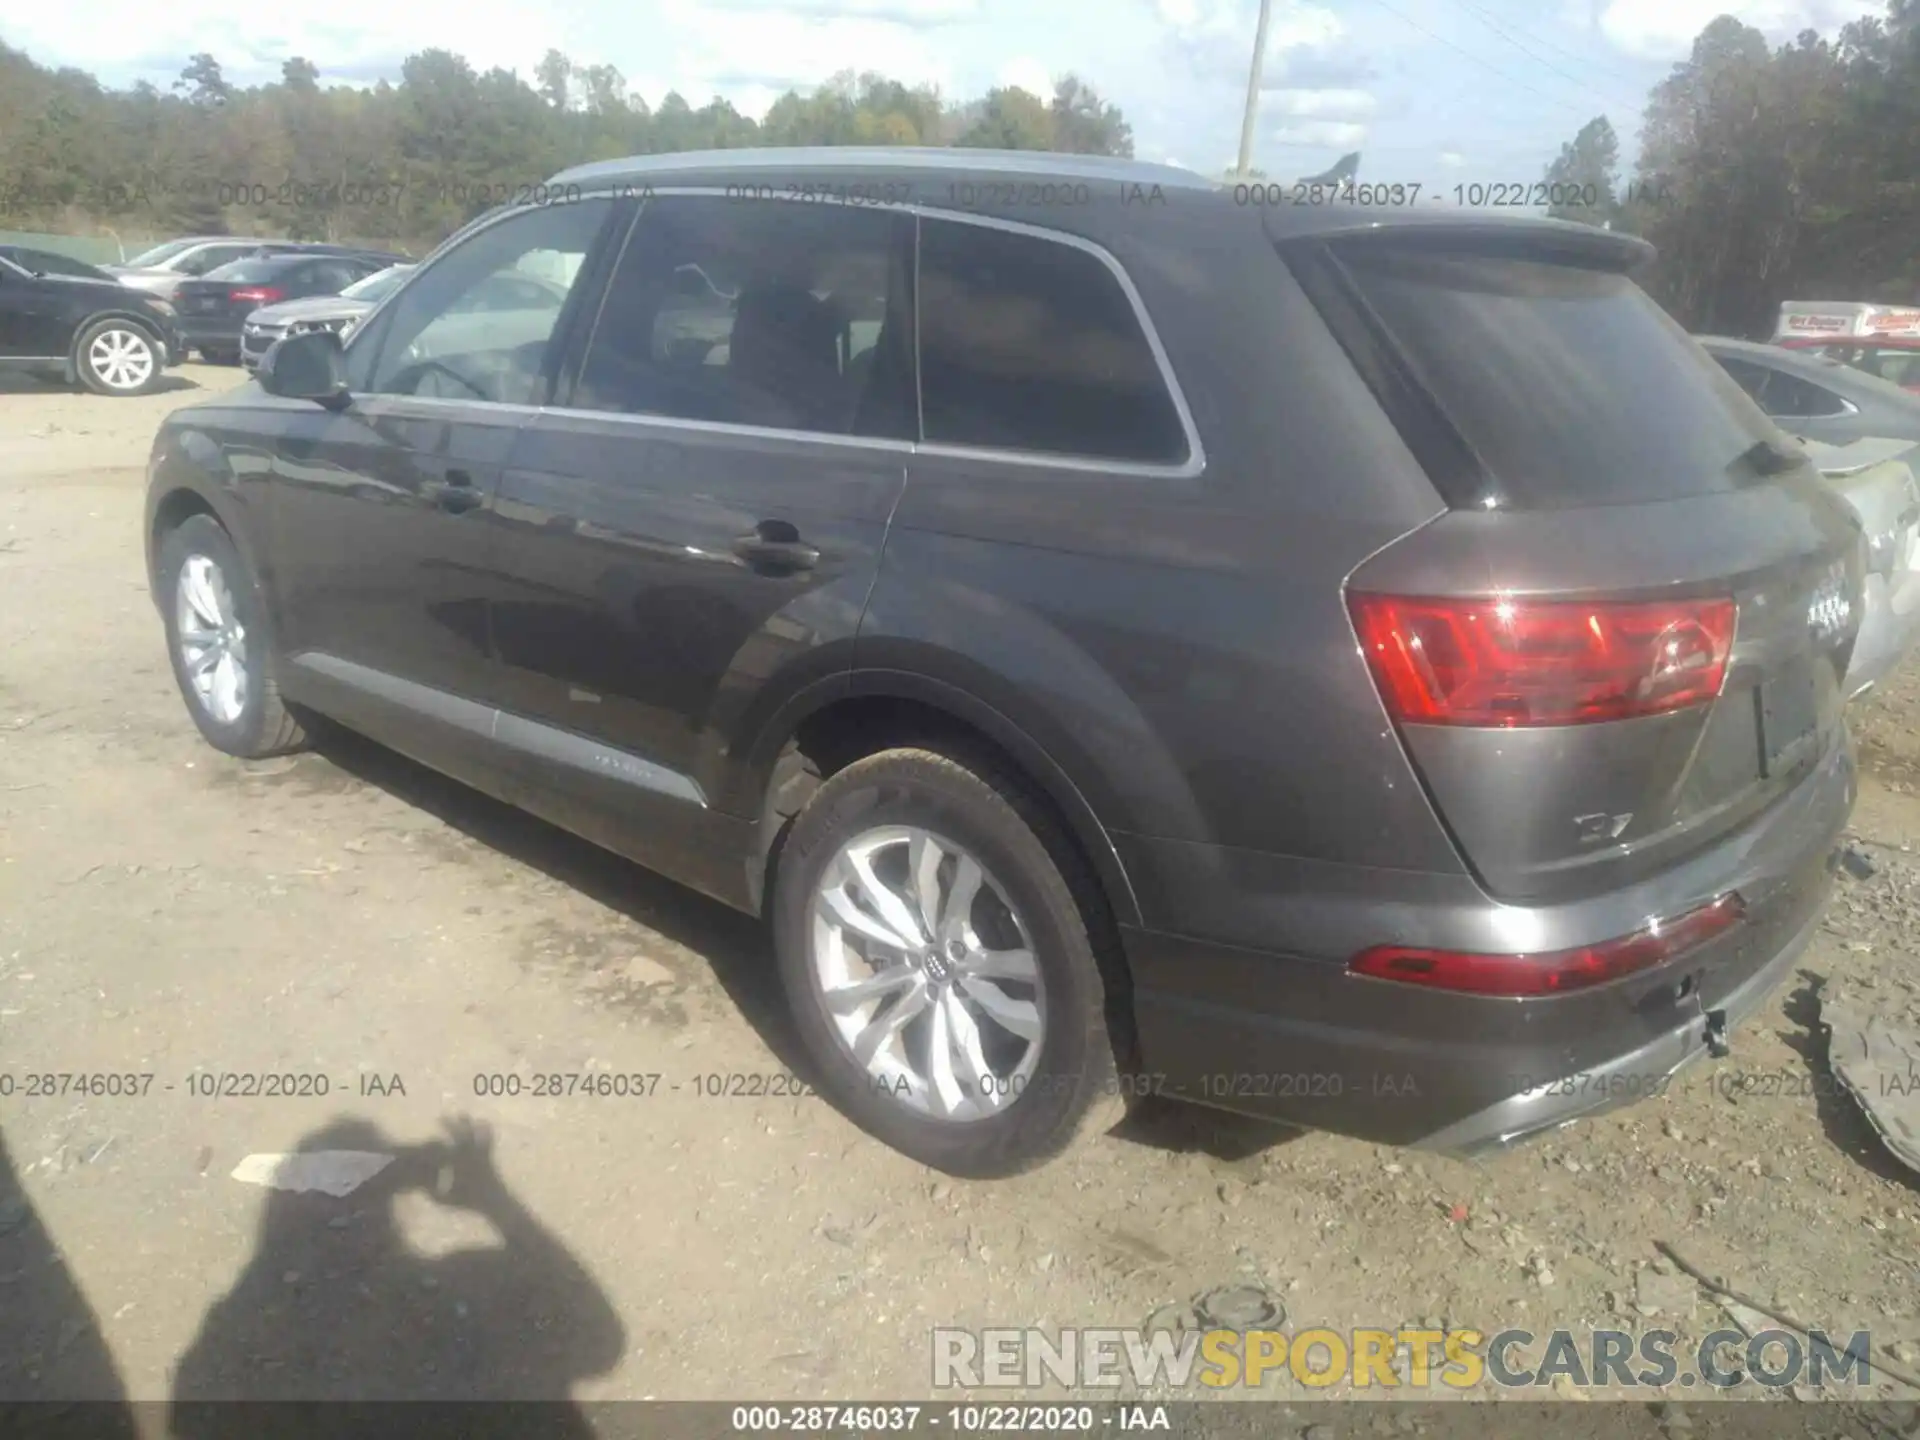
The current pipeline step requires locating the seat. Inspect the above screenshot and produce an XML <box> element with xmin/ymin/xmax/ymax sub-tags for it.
<box><xmin>725</xmin><ymin>283</ymin><xmax>843</xmax><ymax>431</ymax></box>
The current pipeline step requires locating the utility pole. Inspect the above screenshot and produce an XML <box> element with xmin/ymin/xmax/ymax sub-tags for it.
<box><xmin>1235</xmin><ymin>0</ymin><xmax>1274</xmax><ymax>176</ymax></box>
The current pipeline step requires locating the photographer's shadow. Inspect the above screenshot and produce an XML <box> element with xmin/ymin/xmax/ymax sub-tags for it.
<box><xmin>169</xmin><ymin>1116</ymin><xmax>624</xmax><ymax>1439</ymax></box>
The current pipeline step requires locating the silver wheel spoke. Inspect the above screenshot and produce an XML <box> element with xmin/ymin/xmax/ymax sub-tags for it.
<box><xmin>959</xmin><ymin>976</ymin><xmax>1042</xmax><ymax>1043</ymax></box>
<box><xmin>925</xmin><ymin>992</ymin><xmax>966</xmax><ymax>1116</ymax></box>
<box><xmin>821</xmin><ymin>871</ymin><xmax>918</xmax><ymax>955</ymax></box>
<box><xmin>823</xmin><ymin>964</ymin><xmax>917</xmax><ymax>1014</ymax></box>
<box><xmin>846</xmin><ymin>846</ymin><xmax>928</xmax><ymax>949</ymax></box>
<box><xmin>910</xmin><ymin>831</ymin><xmax>945</xmax><ymax>936</ymax></box>
<box><xmin>852</xmin><ymin>984</ymin><xmax>929</xmax><ymax>1067</ymax></box>
<box><xmin>943</xmin><ymin>990</ymin><xmax>1004</xmax><ymax>1114</ymax></box>
<box><xmin>965</xmin><ymin>946</ymin><xmax>1038</xmax><ymax>983</ymax></box>
<box><xmin>187</xmin><ymin>644</ymin><xmax>222</xmax><ymax>679</ymax></box>
<box><xmin>940</xmin><ymin>853</ymin><xmax>983</xmax><ymax>932</ymax></box>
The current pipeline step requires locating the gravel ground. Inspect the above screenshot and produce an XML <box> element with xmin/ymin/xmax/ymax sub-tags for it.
<box><xmin>2</xmin><ymin>364</ymin><xmax>1918</xmax><ymax>1415</ymax></box>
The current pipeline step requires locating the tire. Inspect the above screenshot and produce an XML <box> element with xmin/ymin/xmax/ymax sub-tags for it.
<box><xmin>772</xmin><ymin>744</ymin><xmax>1127</xmax><ymax>1177</ymax></box>
<box><xmin>157</xmin><ymin>514</ymin><xmax>308</xmax><ymax>759</ymax></box>
<box><xmin>74</xmin><ymin>318</ymin><xmax>163</xmax><ymax>396</ymax></box>
<box><xmin>199</xmin><ymin>347</ymin><xmax>241</xmax><ymax>366</ymax></box>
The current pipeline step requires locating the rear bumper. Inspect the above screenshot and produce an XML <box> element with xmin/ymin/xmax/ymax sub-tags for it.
<box><xmin>1121</xmin><ymin>736</ymin><xmax>1855</xmax><ymax>1151</ymax></box>
<box><xmin>174</xmin><ymin>318</ymin><xmax>244</xmax><ymax>352</ymax></box>
<box><xmin>1846</xmin><ymin>567</ymin><xmax>1920</xmax><ymax>698</ymax></box>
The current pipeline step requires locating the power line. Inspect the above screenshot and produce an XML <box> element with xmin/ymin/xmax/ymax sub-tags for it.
<box><xmin>1342</xmin><ymin>0</ymin><xmax>1616</xmax><ymax>117</ymax></box>
<box><xmin>1436</xmin><ymin>0</ymin><xmax>1651</xmax><ymax>115</ymax></box>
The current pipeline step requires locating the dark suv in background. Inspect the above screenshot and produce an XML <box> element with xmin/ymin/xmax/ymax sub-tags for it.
<box><xmin>144</xmin><ymin>150</ymin><xmax>1862</xmax><ymax>1176</ymax></box>
<box><xmin>0</xmin><ymin>246</ymin><xmax>180</xmax><ymax>395</ymax></box>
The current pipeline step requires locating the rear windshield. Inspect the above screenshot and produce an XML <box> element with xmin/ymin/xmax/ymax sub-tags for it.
<box><xmin>204</xmin><ymin>258</ymin><xmax>295</xmax><ymax>283</ymax></box>
<box><xmin>1335</xmin><ymin>246</ymin><xmax>1778</xmax><ymax>509</ymax></box>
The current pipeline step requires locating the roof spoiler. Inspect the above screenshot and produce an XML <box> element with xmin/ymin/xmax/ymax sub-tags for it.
<box><xmin>1271</xmin><ymin>212</ymin><xmax>1655</xmax><ymax>273</ymax></box>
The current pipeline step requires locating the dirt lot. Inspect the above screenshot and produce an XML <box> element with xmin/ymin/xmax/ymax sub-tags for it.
<box><xmin>3</xmin><ymin>364</ymin><xmax>1920</xmax><ymax>1414</ymax></box>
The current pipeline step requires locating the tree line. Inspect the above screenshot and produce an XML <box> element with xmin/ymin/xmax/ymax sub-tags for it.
<box><xmin>4</xmin><ymin>4</ymin><xmax>1918</xmax><ymax>334</ymax></box>
<box><xmin>1542</xmin><ymin>0</ymin><xmax>1920</xmax><ymax>335</ymax></box>
<box><xmin>0</xmin><ymin>41</ymin><xmax>1133</xmax><ymax>251</ymax></box>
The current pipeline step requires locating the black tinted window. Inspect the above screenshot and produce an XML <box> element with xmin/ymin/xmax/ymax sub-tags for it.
<box><xmin>206</xmin><ymin>259</ymin><xmax>292</xmax><ymax>284</ymax></box>
<box><xmin>304</xmin><ymin>260</ymin><xmax>361</xmax><ymax>293</ymax></box>
<box><xmin>1335</xmin><ymin>246</ymin><xmax>1776</xmax><ymax>508</ymax></box>
<box><xmin>917</xmin><ymin>219</ymin><xmax>1188</xmax><ymax>464</ymax></box>
<box><xmin>574</xmin><ymin>198</ymin><xmax>912</xmax><ymax>439</ymax></box>
<box><xmin>1761</xmin><ymin>371</ymin><xmax>1849</xmax><ymax>418</ymax></box>
<box><xmin>1712</xmin><ymin>355</ymin><xmax>1772</xmax><ymax>403</ymax></box>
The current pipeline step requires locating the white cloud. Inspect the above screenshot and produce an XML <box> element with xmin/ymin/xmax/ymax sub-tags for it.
<box><xmin>1268</xmin><ymin>87</ymin><xmax>1375</xmax><ymax>118</ymax></box>
<box><xmin>1597</xmin><ymin>0</ymin><xmax>1878</xmax><ymax>57</ymax></box>
<box><xmin>1438</xmin><ymin>150</ymin><xmax>1467</xmax><ymax>167</ymax></box>
<box><xmin>1267</xmin><ymin>4</ymin><xmax>1344</xmax><ymax>51</ymax></box>
<box><xmin>1273</xmin><ymin>119</ymin><xmax>1367</xmax><ymax>146</ymax></box>
<box><xmin>700</xmin><ymin>0</ymin><xmax>981</xmax><ymax>22</ymax></box>
<box><xmin>997</xmin><ymin>56</ymin><xmax>1055</xmax><ymax>97</ymax></box>
<box><xmin>653</xmin><ymin>0</ymin><xmax>952</xmax><ymax>98</ymax></box>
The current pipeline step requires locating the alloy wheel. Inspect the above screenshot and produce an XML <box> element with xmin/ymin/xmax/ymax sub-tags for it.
<box><xmin>175</xmin><ymin>555</ymin><xmax>250</xmax><ymax>725</ymax></box>
<box><xmin>88</xmin><ymin>327</ymin><xmax>155</xmax><ymax>391</ymax></box>
<box><xmin>808</xmin><ymin>824</ymin><xmax>1046</xmax><ymax>1120</ymax></box>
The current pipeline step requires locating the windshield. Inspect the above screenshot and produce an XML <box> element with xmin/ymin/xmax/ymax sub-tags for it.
<box><xmin>343</xmin><ymin>265</ymin><xmax>413</xmax><ymax>302</ymax></box>
<box><xmin>1334</xmin><ymin>246</ymin><xmax>1781</xmax><ymax>509</ymax></box>
<box><xmin>122</xmin><ymin>239</ymin><xmax>199</xmax><ymax>268</ymax></box>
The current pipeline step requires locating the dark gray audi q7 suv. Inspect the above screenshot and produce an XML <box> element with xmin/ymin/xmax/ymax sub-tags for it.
<box><xmin>143</xmin><ymin>148</ymin><xmax>1863</xmax><ymax>1177</ymax></box>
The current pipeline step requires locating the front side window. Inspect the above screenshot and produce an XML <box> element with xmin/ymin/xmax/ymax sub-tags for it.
<box><xmin>362</xmin><ymin>200</ymin><xmax>613</xmax><ymax>405</ymax></box>
<box><xmin>916</xmin><ymin>217</ymin><xmax>1189</xmax><ymax>465</ymax></box>
<box><xmin>572</xmin><ymin>197</ymin><xmax>912</xmax><ymax>439</ymax></box>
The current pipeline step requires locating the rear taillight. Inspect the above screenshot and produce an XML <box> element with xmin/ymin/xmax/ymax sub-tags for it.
<box><xmin>1348</xmin><ymin>593</ymin><xmax>1736</xmax><ymax>727</ymax></box>
<box><xmin>230</xmin><ymin>287</ymin><xmax>285</xmax><ymax>304</ymax></box>
<box><xmin>1350</xmin><ymin>892</ymin><xmax>1744</xmax><ymax>996</ymax></box>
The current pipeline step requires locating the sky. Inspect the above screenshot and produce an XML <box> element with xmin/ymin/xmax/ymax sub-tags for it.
<box><xmin>0</xmin><ymin>0</ymin><xmax>1893</xmax><ymax>188</ymax></box>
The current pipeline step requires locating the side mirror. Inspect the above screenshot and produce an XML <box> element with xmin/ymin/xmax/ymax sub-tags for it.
<box><xmin>260</xmin><ymin>329</ymin><xmax>350</xmax><ymax>409</ymax></box>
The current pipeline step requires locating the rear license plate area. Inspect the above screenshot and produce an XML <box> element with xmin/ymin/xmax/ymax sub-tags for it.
<box><xmin>1757</xmin><ymin>668</ymin><xmax>1818</xmax><ymax>776</ymax></box>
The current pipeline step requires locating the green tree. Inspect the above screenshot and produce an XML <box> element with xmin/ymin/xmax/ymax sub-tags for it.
<box><xmin>1050</xmin><ymin>76</ymin><xmax>1132</xmax><ymax>156</ymax></box>
<box><xmin>957</xmin><ymin>87</ymin><xmax>1054</xmax><ymax>149</ymax></box>
<box><xmin>1542</xmin><ymin>116</ymin><xmax>1619</xmax><ymax>225</ymax></box>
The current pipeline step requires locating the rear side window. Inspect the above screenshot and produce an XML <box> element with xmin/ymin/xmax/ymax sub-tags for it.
<box><xmin>917</xmin><ymin>218</ymin><xmax>1189</xmax><ymax>465</ymax></box>
<box><xmin>1712</xmin><ymin>355</ymin><xmax>1771</xmax><ymax>404</ymax></box>
<box><xmin>1332</xmin><ymin>245</ymin><xmax>1777</xmax><ymax>509</ymax></box>
<box><xmin>205</xmin><ymin>259</ymin><xmax>288</xmax><ymax>284</ymax></box>
<box><xmin>1756</xmin><ymin>369</ymin><xmax>1849</xmax><ymax>419</ymax></box>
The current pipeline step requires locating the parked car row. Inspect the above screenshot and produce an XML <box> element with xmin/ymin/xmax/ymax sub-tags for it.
<box><xmin>0</xmin><ymin>236</ymin><xmax>409</xmax><ymax>393</ymax></box>
<box><xmin>145</xmin><ymin>150</ymin><xmax>1873</xmax><ymax>1177</ymax></box>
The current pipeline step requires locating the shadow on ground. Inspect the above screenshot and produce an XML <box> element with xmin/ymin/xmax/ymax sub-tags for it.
<box><xmin>0</xmin><ymin>1128</ymin><xmax>139</xmax><ymax>1437</ymax></box>
<box><xmin>1781</xmin><ymin>972</ymin><xmax>1920</xmax><ymax>1192</ymax></box>
<box><xmin>167</xmin><ymin>1115</ymin><xmax>624</xmax><ymax>1437</ymax></box>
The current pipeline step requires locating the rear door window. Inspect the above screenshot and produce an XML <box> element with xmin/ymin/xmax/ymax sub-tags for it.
<box><xmin>1330</xmin><ymin>245</ymin><xmax>1778</xmax><ymax>509</ymax></box>
<box><xmin>916</xmin><ymin>218</ymin><xmax>1190</xmax><ymax>466</ymax></box>
<box><xmin>572</xmin><ymin>196</ymin><xmax>915</xmax><ymax>440</ymax></box>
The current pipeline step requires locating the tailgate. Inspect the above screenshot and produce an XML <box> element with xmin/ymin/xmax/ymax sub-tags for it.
<box><xmin>1294</xmin><ymin>229</ymin><xmax>1865</xmax><ymax>904</ymax></box>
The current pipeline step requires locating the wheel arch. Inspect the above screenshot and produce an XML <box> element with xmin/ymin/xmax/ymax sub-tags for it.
<box><xmin>71</xmin><ymin>307</ymin><xmax>169</xmax><ymax>379</ymax></box>
<box><xmin>744</xmin><ymin>671</ymin><xmax>1143</xmax><ymax>935</ymax></box>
